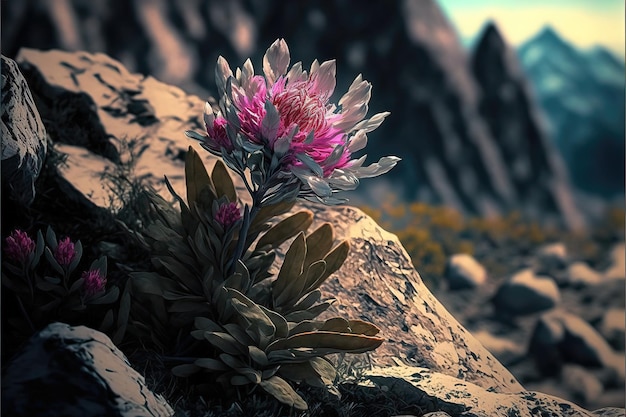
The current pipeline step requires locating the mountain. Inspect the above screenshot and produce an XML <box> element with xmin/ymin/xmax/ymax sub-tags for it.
<box><xmin>1</xmin><ymin>0</ymin><xmax>587</xmax><ymax>228</ymax></box>
<box><xmin>518</xmin><ymin>26</ymin><xmax>625</xmax><ymax>197</ymax></box>
<box><xmin>471</xmin><ymin>23</ymin><xmax>583</xmax><ymax>228</ymax></box>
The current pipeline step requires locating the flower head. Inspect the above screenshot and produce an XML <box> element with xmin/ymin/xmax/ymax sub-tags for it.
<box><xmin>215</xmin><ymin>202</ymin><xmax>241</xmax><ymax>229</ymax></box>
<box><xmin>82</xmin><ymin>269</ymin><xmax>106</xmax><ymax>297</ymax></box>
<box><xmin>188</xmin><ymin>39</ymin><xmax>399</xmax><ymax>204</ymax></box>
<box><xmin>4</xmin><ymin>229</ymin><xmax>35</xmax><ymax>264</ymax></box>
<box><xmin>55</xmin><ymin>237</ymin><xmax>76</xmax><ymax>267</ymax></box>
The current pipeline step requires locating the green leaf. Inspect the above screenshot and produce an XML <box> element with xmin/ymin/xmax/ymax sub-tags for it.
<box><xmin>320</xmin><ymin>317</ymin><xmax>350</xmax><ymax>333</ymax></box>
<box><xmin>248</xmin><ymin>345</ymin><xmax>269</xmax><ymax>367</ymax></box>
<box><xmin>45</xmin><ymin>226</ymin><xmax>58</xmax><ymax>250</ymax></box>
<box><xmin>156</xmin><ymin>256</ymin><xmax>202</xmax><ymax>294</ymax></box>
<box><xmin>229</xmin><ymin>294</ymin><xmax>276</xmax><ymax>348</ymax></box>
<box><xmin>304</xmin><ymin>223</ymin><xmax>334</xmax><ymax>268</ymax></box>
<box><xmin>68</xmin><ymin>240</ymin><xmax>83</xmax><ymax>274</ymax></box>
<box><xmin>249</xmin><ymin>200</ymin><xmax>295</xmax><ymax>233</ymax></box>
<box><xmin>347</xmin><ymin>320</ymin><xmax>381</xmax><ymax>337</ymax></box>
<box><xmin>256</xmin><ymin>211</ymin><xmax>313</xmax><ymax>250</ymax></box>
<box><xmin>259</xmin><ymin>376</ymin><xmax>308</xmax><ymax>410</ymax></box>
<box><xmin>68</xmin><ymin>278</ymin><xmax>85</xmax><ymax>294</ymax></box>
<box><xmin>291</xmin><ymin>290</ymin><xmax>322</xmax><ymax>312</ymax></box>
<box><xmin>309</xmin><ymin>357</ymin><xmax>336</xmax><ymax>385</ymax></box>
<box><xmin>273</xmin><ymin>233</ymin><xmax>306</xmax><ymax>303</ymax></box>
<box><xmin>195</xmin><ymin>358</ymin><xmax>229</xmax><ymax>371</ymax></box>
<box><xmin>278</xmin><ymin>362</ymin><xmax>325</xmax><ymax>387</ymax></box>
<box><xmin>185</xmin><ymin>146</ymin><xmax>215</xmax><ymax>208</ymax></box>
<box><xmin>99</xmin><ymin>309</ymin><xmax>115</xmax><ymax>332</ymax></box>
<box><xmin>205</xmin><ymin>332</ymin><xmax>245</xmax><ymax>355</ymax></box>
<box><xmin>195</xmin><ymin>316</ymin><xmax>222</xmax><ymax>332</ymax></box>
<box><xmin>211</xmin><ymin>160</ymin><xmax>237</xmax><ymax>202</ymax></box>
<box><xmin>223</xmin><ymin>323</ymin><xmax>254</xmax><ymax>346</ymax></box>
<box><xmin>258</xmin><ymin>305</ymin><xmax>289</xmax><ymax>339</ymax></box>
<box><xmin>172</xmin><ymin>364</ymin><xmax>200</xmax><ymax>377</ymax></box>
<box><xmin>90</xmin><ymin>286</ymin><xmax>120</xmax><ymax>304</ymax></box>
<box><xmin>288</xmin><ymin>320</ymin><xmax>324</xmax><ymax>336</ymax></box>
<box><xmin>284</xmin><ymin>301</ymin><xmax>334</xmax><ymax>321</ymax></box>
<box><xmin>267</xmin><ymin>331</ymin><xmax>384</xmax><ymax>354</ymax></box>
<box><xmin>130</xmin><ymin>272</ymin><xmax>171</xmax><ymax>296</ymax></box>
<box><xmin>231</xmin><ymin>375</ymin><xmax>253</xmax><ymax>386</ymax></box>
<box><xmin>309</xmin><ymin>241</ymin><xmax>350</xmax><ymax>291</ymax></box>
<box><xmin>44</xmin><ymin>247</ymin><xmax>64</xmax><ymax>276</ymax></box>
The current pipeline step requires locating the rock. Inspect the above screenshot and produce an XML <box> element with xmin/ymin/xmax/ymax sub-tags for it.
<box><xmin>598</xmin><ymin>308</ymin><xmax>625</xmax><ymax>351</ymax></box>
<box><xmin>1</xmin><ymin>54</ymin><xmax>47</xmax><ymax>206</ymax></box>
<box><xmin>592</xmin><ymin>407</ymin><xmax>626</xmax><ymax>417</ymax></box>
<box><xmin>17</xmin><ymin>47</ymin><xmax>525</xmax><ymax>394</ymax></box>
<box><xmin>472</xmin><ymin>329</ymin><xmax>525</xmax><ymax>366</ymax></box>
<box><xmin>536</xmin><ymin>242</ymin><xmax>569</xmax><ymax>270</ymax></box>
<box><xmin>530</xmin><ymin>309</ymin><xmax>625</xmax><ymax>383</ymax></box>
<box><xmin>567</xmin><ymin>261</ymin><xmax>604</xmax><ymax>287</ymax></box>
<box><xmin>559</xmin><ymin>313</ymin><xmax>624</xmax><ymax>380</ymax></box>
<box><xmin>561</xmin><ymin>364</ymin><xmax>604</xmax><ymax>407</ymax></box>
<box><xmin>604</xmin><ymin>243</ymin><xmax>625</xmax><ymax>281</ymax></box>
<box><xmin>493</xmin><ymin>268</ymin><xmax>560</xmax><ymax>316</ymax></box>
<box><xmin>365</xmin><ymin>365</ymin><xmax>618</xmax><ymax>417</ymax></box>
<box><xmin>444</xmin><ymin>253</ymin><xmax>487</xmax><ymax>290</ymax></box>
<box><xmin>1</xmin><ymin>322</ymin><xmax>174</xmax><ymax>417</ymax></box>
<box><xmin>529</xmin><ymin>310</ymin><xmax>566</xmax><ymax>375</ymax></box>
<box><xmin>471</xmin><ymin>23</ymin><xmax>585</xmax><ymax>230</ymax></box>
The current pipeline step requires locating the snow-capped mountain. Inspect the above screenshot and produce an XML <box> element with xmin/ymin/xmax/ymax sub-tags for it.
<box><xmin>517</xmin><ymin>27</ymin><xmax>625</xmax><ymax>197</ymax></box>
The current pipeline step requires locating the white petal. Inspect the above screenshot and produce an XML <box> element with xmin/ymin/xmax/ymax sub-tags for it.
<box><xmin>313</xmin><ymin>60</ymin><xmax>336</xmax><ymax>97</ymax></box>
<box><xmin>306</xmin><ymin>175</ymin><xmax>332</xmax><ymax>197</ymax></box>
<box><xmin>286</xmin><ymin>61</ymin><xmax>306</xmax><ymax>83</ymax></box>
<box><xmin>347</xmin><ymin>130</ymin><xmax>367</xmax><ymax>153</ymax></box>
<box><xmin>352</xmin><ymin>112</ymin><xmax>390</xmax><ymax>133</ymax></box>
<box><xmin>352</xmin><ymin>156</ymin><xmax>400</xmax><ymax>178</ymax></box>
<box><xmin>215</xmin><ymin>56</ymin><xmax>233</xmax><ymax>94</ymax></box>
<box><xmin>263</xmin><ymin>38</ymin><xmax>290</xmax><ymax>85</ymax></box>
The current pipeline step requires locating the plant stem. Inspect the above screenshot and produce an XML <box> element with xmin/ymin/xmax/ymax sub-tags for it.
<box><xmin>16</xmin><ymin>294</ymin><xmax>36</xmax><ymax>333</ymax></box>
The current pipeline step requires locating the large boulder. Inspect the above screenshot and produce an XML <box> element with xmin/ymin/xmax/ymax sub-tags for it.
<box><xmin>364</xmin><ymin>365</ymin><xmax>622</xmax><ymax>417</ymax></box>
<box><xmin>1</xmin><ymin>322</ymin><xmax>174</xmax><ymax>417</ymax></box>
<box><xmin>444</xmin><ymin>253</ymin><xmax>487</xmax><ymax>290</ymax></box>
<box><xmin>493</xmin><ymin>268</ymin><xmax>561</xmax><ymax>315</ymax></box>
<box><xmin>1</xmin><ymin>55</ymin><xmax>47</xmax><ymax>206</ymax></box>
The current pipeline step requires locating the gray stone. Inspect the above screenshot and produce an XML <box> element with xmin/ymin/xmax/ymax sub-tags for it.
<box><xmin>493</xmin><ymin>268</ymin><xmax>560</xmax><ymax>315</ymax></box>
<box><xmin>592</xmin><ymin>407</ymin><xmax>626</xmax><ymax>417</ymax></box>
<box><xmin>536</xmin><ymin>242</ymin><xmax>569</xmax><ymax>271</ymax></box>
<box><xmin>444</xmin><ymin>253</ymin><xmax>487</xmax><ymax>290</ymax></box>
<box><xmin>598</xmin><ymin>308</ymin><xmax>625</xmax><ymax>351</ymax></box>
<box><xmin>604</xmin><ymin>243</ymin><xmax>625</xmax><ymax>281</ymax></box>
<box><xmin>1</xmin><ymin>54</ymin><xmax>47</xmax><ymax>205</ymax></box>
<box><xmin>529</xmin><ymin>311</ymin><xmax>566</xmax><ymax>375</ymax></box>
<box><xmin>1</xmin><ymin>322</ymin><xmax>174</xmax><ymax>417</ymax></box>
<box><xmin>562</xmin><ymin>364</ymin><xmax>604</xmax><ymax>407</ymax></box>
<box><xmin>365</xmin><ymin>365</ymin><xmax>616</xmax><ymax>417</ymax></box>
<box><xmin>567</xmin><ymin>261</ymin><xmax>605</xmax><ymax>287</ymax></box>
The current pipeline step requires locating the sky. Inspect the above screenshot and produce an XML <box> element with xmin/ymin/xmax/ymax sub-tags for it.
<box><xmin>437</xmin><ymin>0</ymin><xmax>625</xmax><ymax>56</ymax></box>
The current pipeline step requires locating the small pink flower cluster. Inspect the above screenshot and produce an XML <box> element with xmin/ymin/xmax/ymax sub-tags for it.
<box><xmin>81</xmin><ymin>269</ymin><xmax>107</xmax><ymax>297</ymax></box>
<box><xmin>4</xmin><ymin>229</ymin><xmax>35</xmax><ymax>263</ymax></box>
<box><xmin>55</xmin><ymin>237</ymin><xmax>76</xmax><ymax>267</ymax></box>
<box><xmin>214</xmin><ymin>202</ymin><xmax>241</xmax><ymax>229</ymax></box>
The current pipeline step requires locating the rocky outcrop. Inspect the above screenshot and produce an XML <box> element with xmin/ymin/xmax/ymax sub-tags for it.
<box><xmin>365</xmin><ymin>365</ymin><xmax>623</xmax><ymax>417</ymax></box>
<box><xmin>2</xmin><ymin>322</ymin><xmax>174</xmax><ymax>417</ymax></box>
<box><xmin>1</xmin><ymin>55</ymin><xmax>47</xmax><ymax>207</ymax></box>
<box><xmin>2</xmin><ymin>0</ymin><xmax>586</xmax><ymax>228</ymax></box>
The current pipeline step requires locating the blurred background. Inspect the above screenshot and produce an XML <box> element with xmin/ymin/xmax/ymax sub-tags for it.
<box><xmin>3</xmin><ymin>0</ymin><xmax>624</xmax><ymax>230</ymax></box>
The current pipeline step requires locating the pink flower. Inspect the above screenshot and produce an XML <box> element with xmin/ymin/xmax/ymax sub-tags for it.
<box><xmin>188</xmin><ymin>39</ymin><xmax>399</xmax><ymax>204</ymax></box>
<box><xmin>215</xmin><ymin>202</ymin><xmax>241</xmax><ymax>229</ymax></box>
<box><xmin>55</xmin><ymin>237</ymin><xmax>76</xmax><ymax>267</ymax></box>
<box><xmin>82</xmin><ymin>269</ymin><xmax>106</xmax><ymax>297</ymax></box>
<box><xmin>4</xmin><ymin>229</ymin><xmax>35</xmax><ymax>263</ymax></box>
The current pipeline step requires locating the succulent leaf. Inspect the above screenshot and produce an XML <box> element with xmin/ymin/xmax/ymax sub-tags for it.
<box><xmin>185</xmin><ymin>146</ymin><xmax>216</xmax><ymax>208</ymax></box>
<box><xmin>267</xmin><ymin>330</ymin><xmax>383</xmax><ymax>354</ymax></box>
<box><xmin>259</xmin><ymin>376</ymin><xmax>308</xmax><ymax>411</ymax></box>
<box><xmin>255</xmin><ymin>211</ymin><xmax>313</xmax><ymax>250</ymax></box>
<box><xmin>273</xmin><ymin>233</ymin><xmax>306</xmax><ymax>303</ymax></box>
<box><xmin>211</xmin><ymin>160</ymin><xmax>237</xmax><ymax>202</ymax></box>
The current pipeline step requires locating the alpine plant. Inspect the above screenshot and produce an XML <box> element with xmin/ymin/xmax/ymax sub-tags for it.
<box><xmin>186</xmin><ymin>38</ymin><xmax>399</xmax><ymax>206</ymax></box>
